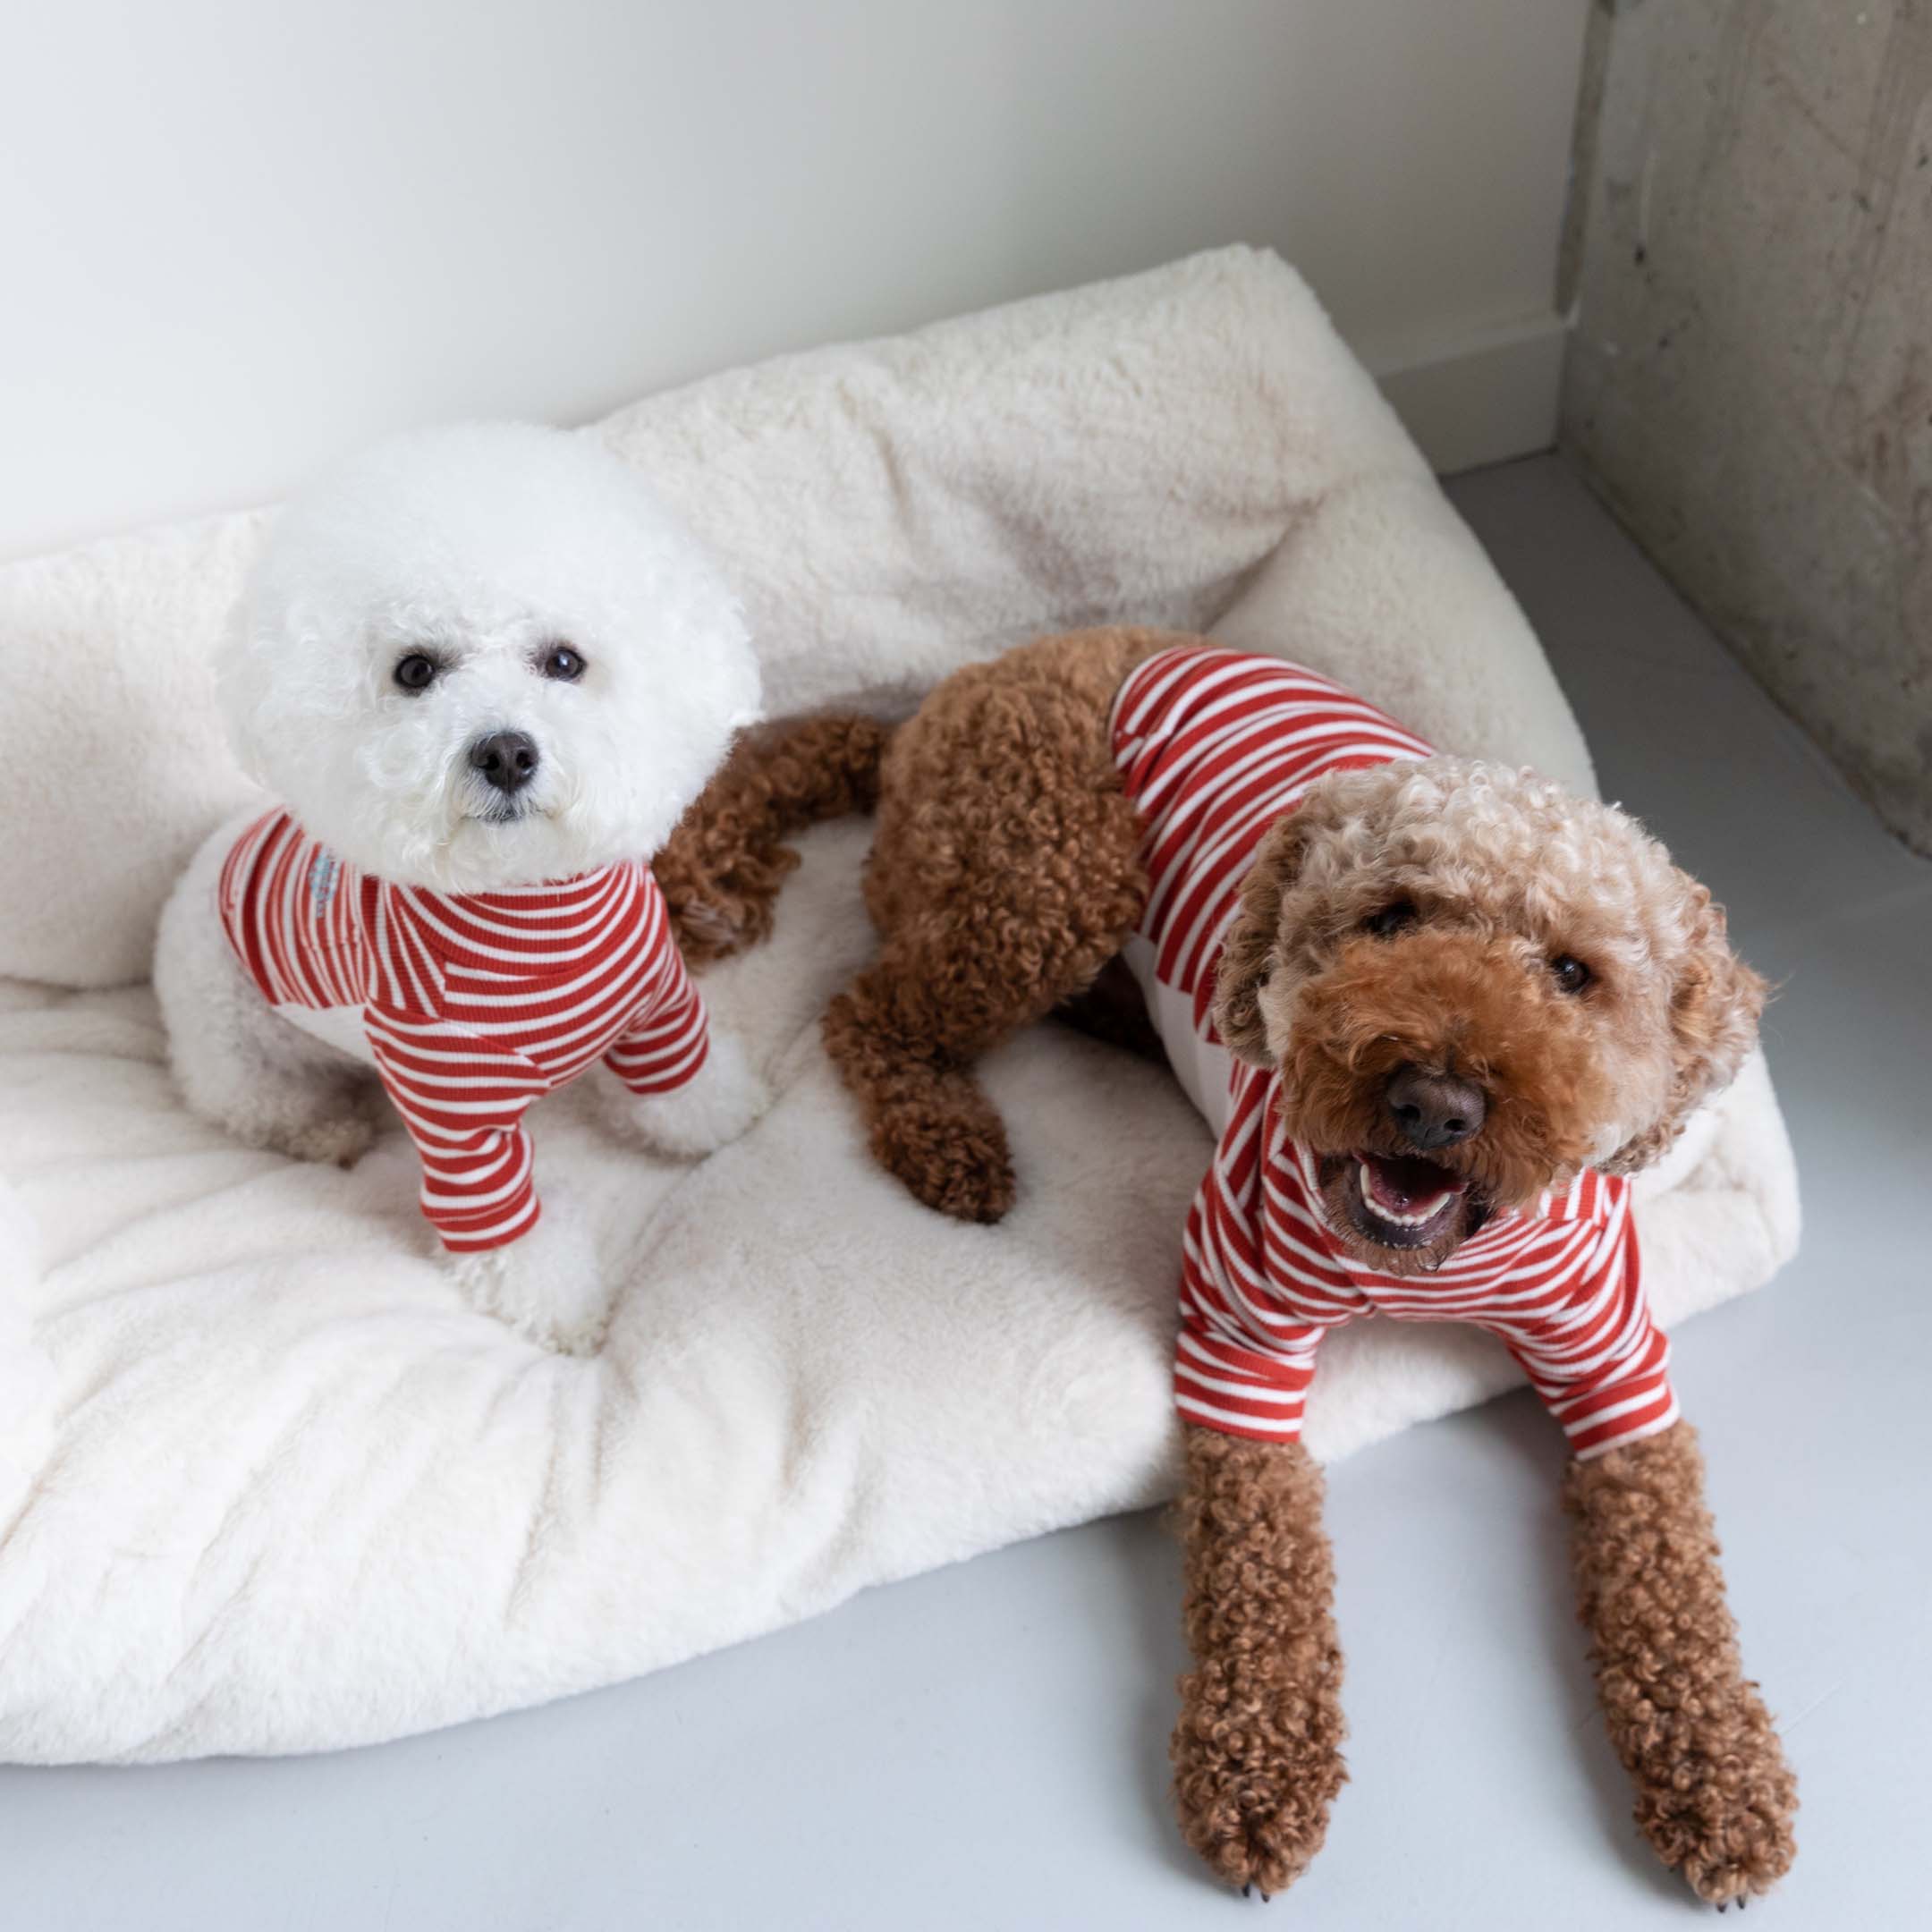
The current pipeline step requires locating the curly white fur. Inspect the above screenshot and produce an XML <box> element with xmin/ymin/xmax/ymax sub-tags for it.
<box><xmin>222</xmin><ymin>421</ymin><xmax>760</xmax><ymax>893</ymax></box>
<box><xmin>155</xmin><ymin>422</ymin><xmax>764</xmax><ymax>1353</ymax></box>
<box><xmin>445</xmin><ymin>1180</ymin><xmax>610</xmax><ymax>1356</ymax></box>
<box><xmin>602</xmin><ymin>1032</ymin><xmax>771</xmax><ymax>1160</ymax></box>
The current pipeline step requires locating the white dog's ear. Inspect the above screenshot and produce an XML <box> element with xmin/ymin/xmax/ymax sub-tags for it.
<box><xmin>1212</xmin><ymin>812</ymin><xmax>1307</xmax><ymax>1068</ymax></box>
<box><xmin>1602</xmin><ymin>881</ymin><xmax>1767</xmax><ymax>1174</ymax></box>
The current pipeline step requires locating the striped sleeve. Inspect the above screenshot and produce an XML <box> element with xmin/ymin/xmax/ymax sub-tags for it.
<box><xmin>603</xmin><ymin>898</ymin><xmax>710</xmax><ymax>1096</ymax></box>
<box><xmin>1171</xmin><ymin>1076</ymin><xmax>1332</xmax><ymax>1442</ymax></box>
<box><xmin>365</xmin><ymin>1004</ymin><xmax>546</xmax><ymax>1252</ymax></box>
<box><xmin>1487</xmin><ymin>1188</ymin><xmax>1678</xmax><ymax>1459</ymax></box>
<box><xmin>1174</xmin><ymin>1287</ymin><xmax>1326</xmax><ymax>1442</ymax></box>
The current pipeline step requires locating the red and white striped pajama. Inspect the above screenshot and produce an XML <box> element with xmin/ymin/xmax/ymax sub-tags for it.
<box><xmin>218</xmin><ymin>809</ymin><xmax>708</xmax><ymax>1251</ymax></box>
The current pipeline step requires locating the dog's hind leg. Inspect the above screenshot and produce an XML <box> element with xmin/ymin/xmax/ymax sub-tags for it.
<box><xmin>824</xmin><ymin>891</ymin><xmax>1145</xmax><ymax>1222</ymax></box>
<box><xmin>822</xmin><ymin>925</ymin><xmax>1030</xmax><ymax>1223</ymax></box>
<box><xmin>821</xmin><ymin>640</ymin><xmax>1152</xmax><ymax>1223</ymax></box>
<box><xmin>154</xmin><ymin>818</ymin><xmax>380</xmax><ymax>1167</ymax></box>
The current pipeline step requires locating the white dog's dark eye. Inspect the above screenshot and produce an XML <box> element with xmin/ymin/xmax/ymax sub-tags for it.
<box><xmin>1549</xmin><ymin>953</ymin><xmax>1593</xmax><ymax>995</ymax></box>
<box><xmin>394</xmin><ymin>653</ymin><xmax>437</xmax><ymax>693</ymax></box>
<box><xmin>539</xmin><ymin>644</ymin><xmax>586</xmax><ymax>682</ymax></box>
<box><xmin>1363</xmin><ymin>900</ymin><xmax>1419</xmax><ymax>936</ymax></box>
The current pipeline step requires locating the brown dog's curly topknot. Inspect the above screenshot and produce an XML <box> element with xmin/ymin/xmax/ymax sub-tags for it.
<box><xmin>654</xmin><ymin>712</ymin><xmax>887</xmax><ymax>969</ymax></box>
<box><xmin>1563</xmin><ymin>1421</ymin><xmax>1797</xmax><ymax>1904</ymax></box>
<box><xmin>1172</xmin><ymin>1427</ymin><xmax>1347</xmax><ymax>1898</ymax></box>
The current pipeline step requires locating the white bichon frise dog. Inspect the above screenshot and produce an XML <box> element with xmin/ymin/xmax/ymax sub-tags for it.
<box><xmin>154</xmin><ymin>422</ymin><xmax>768</xmax><ymax>1353</ymax></box>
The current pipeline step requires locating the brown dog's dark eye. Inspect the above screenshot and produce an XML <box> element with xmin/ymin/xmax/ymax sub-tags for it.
<box><xmin>394</xmin><ymin>653</ymin><xmax>437</xmax><ymax>693</ymax></box>
<box><xmin>1550</xmin><ymin>953</ymin><xmax>1593</xmax><ymax>995</ymax></box>
<box><xmin>540</xmin><ymin>644</ymin><xmax>586</xmax><ymax>682</ymax></box>
<box><xmin>1363</xmin><ymin>900</ymin><xmax>1418</xmax><ymax>937</ymax></box>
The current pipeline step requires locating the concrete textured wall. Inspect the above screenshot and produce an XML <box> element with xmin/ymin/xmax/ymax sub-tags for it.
<box><xmin>1563</xmin><ymin>0</ymin><xmax>1932</xmax><ymax>854</ymax></box>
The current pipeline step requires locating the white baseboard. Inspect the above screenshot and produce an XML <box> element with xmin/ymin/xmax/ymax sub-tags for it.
<box><xmin>1367</xmin><ymin>311</ymin><xmax>1570</xmax><ymax>477</ymax></box>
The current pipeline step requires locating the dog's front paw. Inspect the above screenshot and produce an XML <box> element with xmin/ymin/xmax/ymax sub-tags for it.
<box><xmin>1171</xmin><ymin>1670</ymin><xmax>1343</xmax><ymax>1899</ymax></box>
<box><xmin>1634</xmin><ymin>1731</ymin><xmax>1798</xmax><ymax>1907</ymax></box>
<box><xmin>1563</xmin><ymin>1422</ymin><xmax>1798</xmax><ymax>1908</ymax></box>
<box><xmin>445</xmin><ymin>1197</ymin><xmax>608</xmax><ymax>1355</ymax></box>
<box><xmin>615</xmin><ymin>1031</ymin><xmax>771</xmax><ymax>1159</ymax></box>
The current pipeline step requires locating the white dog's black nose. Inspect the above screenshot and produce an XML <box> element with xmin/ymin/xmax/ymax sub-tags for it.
<box><xmin>469</xmin><ymin>730</ymin><xmax>539</xmax><ymax>795</ymax></box>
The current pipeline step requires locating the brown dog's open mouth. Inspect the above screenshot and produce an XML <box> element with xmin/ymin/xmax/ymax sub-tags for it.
<box><xmin>1350</xmin><ymin>1150</ymin><xmax>1468</xmax><ymax>1248</ymax></box>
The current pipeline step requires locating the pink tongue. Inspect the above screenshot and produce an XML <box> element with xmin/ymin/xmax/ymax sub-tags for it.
<box><xmin>1364</xmin><ymin>1153</ymin><xmax>1462</xmax><ymax>1216</ymax></box>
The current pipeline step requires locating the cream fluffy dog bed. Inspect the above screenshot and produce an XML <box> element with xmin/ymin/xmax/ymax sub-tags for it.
<box><xmin>0</xmin><ymin>249</ymin><xmax>1799</xmax><ymax>1762</ymax></box>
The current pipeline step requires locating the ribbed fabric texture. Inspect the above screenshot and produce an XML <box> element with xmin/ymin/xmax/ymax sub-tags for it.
<box><xmin>219</xmin><ymin>809</ymin><xmax>708</xmax><ymax>1250</ymax></box>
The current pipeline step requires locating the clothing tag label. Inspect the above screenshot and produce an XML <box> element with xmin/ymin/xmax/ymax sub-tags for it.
<box><xmin>308</xmin><ymin>851</ymin><xmax>341</xmax><ymax>921</ymax></box>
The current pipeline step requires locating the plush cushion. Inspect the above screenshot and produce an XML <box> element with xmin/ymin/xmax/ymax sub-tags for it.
<box><xmin>0</xmin><ymin>246</ymin><xmax>1591</xmax><ymax>991</ymax></box>
<box><xmin>0</xmin><ymin>248</ymin><xmax>1796</xmax><ymax>1762</ymax></box>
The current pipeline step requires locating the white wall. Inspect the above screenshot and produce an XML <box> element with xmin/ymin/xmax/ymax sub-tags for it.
<box><xmin>0</xmin><ymin>0</ymin><xmax>1589</xmax><ymax>560</ymax></box>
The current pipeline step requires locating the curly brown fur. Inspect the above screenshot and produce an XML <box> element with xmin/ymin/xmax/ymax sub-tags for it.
<box><xmin>1214</xmin><ymin>757</ymin><xmax>1767</xmax><ymax>1272</ymax></box>
<box><xmin>1284</xmin><ymin>930</ymin><xmax>1614</xmax><ymax>1266</ymax></box>
<box><xmin>820</xmin><ymin>628</ymin><xmax>1174</xmax><ymax>1221</ymax></box>
<box><xmin>817</xmin><ymin>626</ymin><xmax>1788</xmax><ymax>1903</ymax></box>
<box><xmin>1563</xmin><ymin>1421</ymin><xmax>1797</xmax><ymax>1904</ymax></box>
<box><xmin>1597</xmin><ymin>885</ymin><xmax>1766</xmax><ymax>1176</ymax></box>
<box><xmin>654</xmin><ymin>712</ymin><xmax>886</xmax><ymax>969</ymax></box>
<box><xmin>1172</xmin><ymin>1427</ymin><xmax>1346</xmax><ymax>1898</ymax></box>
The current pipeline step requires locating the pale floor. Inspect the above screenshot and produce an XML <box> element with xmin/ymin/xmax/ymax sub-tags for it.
<box><xmin>3</xmin><ymin>454</ymin><xmax>1927</xmax><ymax>1930</ymax></box>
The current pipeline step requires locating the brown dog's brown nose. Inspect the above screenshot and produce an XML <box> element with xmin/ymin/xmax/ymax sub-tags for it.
<box><xmin>1385</xmin><ymin>1064</ymin><xmax>1486</xmax><ymax>1151</ymax></box>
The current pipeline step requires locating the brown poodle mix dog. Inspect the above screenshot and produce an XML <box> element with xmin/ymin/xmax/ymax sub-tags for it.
<box><xmin>664</xmin><ymin>631</ymin><xmax>1797</xmax><ymax>1908</ymax></box>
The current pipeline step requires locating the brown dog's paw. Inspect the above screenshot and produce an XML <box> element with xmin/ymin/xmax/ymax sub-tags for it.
<box><xmin>1171</xmin><ymin>1682</ymin><xmax>1340</xmax><ymax>1899</ymax></box>
<box><xmin>665</xmin><ymin>882</ymin><xmax>774</xmax><ymax>968</ymax></box>
<box><xmin>869</xmin><ymin>1080</ymin><xmax>1015</xmax><ymax>1224</ymax></box>
<box><xmin>1636</xmin><ymin>1741</ymin><xmax>1797</xmax><ymax>1907</ymax></box>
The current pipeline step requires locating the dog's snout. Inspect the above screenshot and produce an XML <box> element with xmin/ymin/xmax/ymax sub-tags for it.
<box><xmin>468</xmin><ymin>730</ymin><xmax>539</xmax><ymax>795</ymax></box>
<box><xmin>1385</xmin><ymin>1063</ymin><xmax>1486</xmax><ymax>1151</ymax></box>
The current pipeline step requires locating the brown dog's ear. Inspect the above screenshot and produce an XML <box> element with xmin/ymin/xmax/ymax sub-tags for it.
<box><xmin>1212</xmin><ymin>813</ymin><xmax>1307</xmax><ymax>1068</ymax></box>
<box><xmin>1603</xmin><ymin>883</ymin><xmax>1767</xmax><ymax>1174</ymax></box>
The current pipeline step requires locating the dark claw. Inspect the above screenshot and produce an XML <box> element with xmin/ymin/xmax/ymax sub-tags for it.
<box><xmin>1241</xmin><ymin>1884</ymin><xmax>1252</xmax><ymax>1898</ymax></box>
